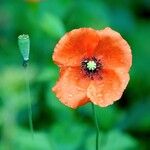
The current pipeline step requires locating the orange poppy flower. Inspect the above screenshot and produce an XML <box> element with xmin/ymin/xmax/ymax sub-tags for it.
<box><xmin>52</xmin><ymin>27</ymin><xmax>132</xmax><ymax>108</ymax></box>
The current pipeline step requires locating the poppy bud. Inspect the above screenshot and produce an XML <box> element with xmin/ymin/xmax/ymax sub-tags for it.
<box><xmin>18</xmin><ymin>34</ymin><xmax>30</xmax><ymax>67</ymax></box>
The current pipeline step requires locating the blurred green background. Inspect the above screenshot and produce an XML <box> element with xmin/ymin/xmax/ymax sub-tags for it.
<box><xmin>0</xmin><ymin>0</ymin><xmax>150</xmax><ymax>150</ymax></box>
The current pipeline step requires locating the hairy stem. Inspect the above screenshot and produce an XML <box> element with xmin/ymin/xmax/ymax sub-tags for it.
<box><xmin>91</xmin><ymin>103</ymin><xmax>100</xmax><ymax>150</ymax></box>
<box><xmin>24</xmin><ymin>66</ymin><xmax>34</xmax><ymax>139</ymax></box>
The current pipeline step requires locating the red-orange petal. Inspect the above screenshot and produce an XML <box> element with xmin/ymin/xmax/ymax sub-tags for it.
<box><xmin>87</xmin><ymin>69</ymin><xmax>129</xmax><ymax>107</ymax></box>
<box><xmin>52</xmin><ymin>67</ymin><xmax>90</xmax><ymax>108</ymax></box>
<box><xmin>53</xmin><ymin>28</ymin><xmax>99</xmax><ymax>67</ymax></box>
<box><xmin>95</xmin><ymin>27</ymin><xmax>132</xmax><ymax>73</ymax></box>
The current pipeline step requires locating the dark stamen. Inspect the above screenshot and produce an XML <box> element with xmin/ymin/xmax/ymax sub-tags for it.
<box><xmin>81</xmin><ymin>57</ymin><xmax>102</xmax><ymax>80</ymax></box>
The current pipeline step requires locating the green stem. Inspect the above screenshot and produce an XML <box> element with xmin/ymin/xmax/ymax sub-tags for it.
<box><xmin>24</xmin><ymin>67</ymin><xmax>34</xmax><ymax>139</ymax></box>
<box><xmin>91</xmin><ymin>103</ymin><xmax>100</xmax><ymax>150</ymax></box>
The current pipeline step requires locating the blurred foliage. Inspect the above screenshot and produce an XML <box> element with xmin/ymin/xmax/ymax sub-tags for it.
<box><xmin>0</xmin><ymin>0</ymin><xmax>150</xmax><ymax>150</ymax></box>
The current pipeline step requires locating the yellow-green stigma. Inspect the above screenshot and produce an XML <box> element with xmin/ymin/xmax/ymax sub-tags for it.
<box><xmin>87</xmin><ymin>60</ymin><xmax>97</xmax><ymax>71</ymax></box>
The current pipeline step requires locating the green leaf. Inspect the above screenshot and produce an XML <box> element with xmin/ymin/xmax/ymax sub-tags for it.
<box><xmin>12</xmin><ymin>129</ymin><xmax>53</xmax><ymax>150</ymax></box>
<box><xmin>85</xmin><ymin>130</ymin><xmax>138</xmax><ymax>150</ymax></box>
<box><xmin>78</xmin><ymin>104</ymin><xmax>122</xmax><ymax>130</ymax></box>
<box><xmin>49</xmin><ymin>122</ymin><xmax>87</xmax><ymax>150</ymax></box>
<box><xmin>117</xmin><ymin>99</ymin><xmax>150</xmax><ymax>132</ymax></box>
<box><xmin>40</xmin><ymin>13</ymin><xmax>65</xmax><ymax>38</ymax></box>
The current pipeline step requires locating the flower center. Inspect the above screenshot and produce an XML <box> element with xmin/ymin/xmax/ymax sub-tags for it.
<box><xmin>86</xmin><ymin>60</ymin><xmax>97</xmax><ymax>71</ymax></box>
<box><xmin>81</xmin><ymin>57</ymin><xmax>102</xmax><ymax>79</ymax></box>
